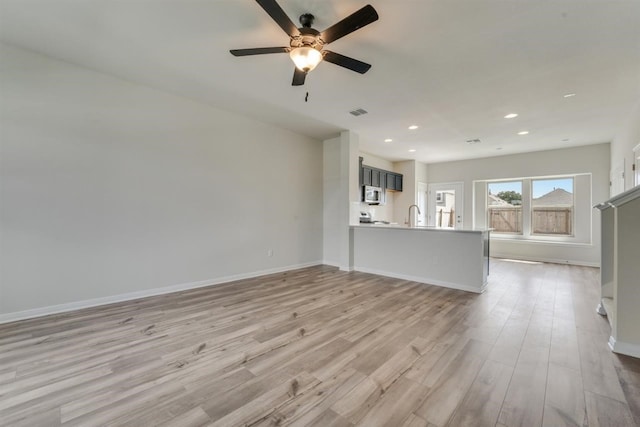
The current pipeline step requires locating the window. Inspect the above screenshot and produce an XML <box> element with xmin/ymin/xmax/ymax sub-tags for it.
<box><xmin>475</xmin><ymin>174</ymin><xmax>590</xmax><ymax>245</ymax></box>
<box><xmin>487</xmin><ymin>181</ymin><xmax>522</xmax><ymax>234</ymax></box>
<box><xmin>481</xmin><ymin>175</ymin><xmax>584</xmax><ymax>242</ymax></box>
<box><xmin>531</xmin><ymin>178</ymin><xmax>574</xmax><ymax>235</ymax></box>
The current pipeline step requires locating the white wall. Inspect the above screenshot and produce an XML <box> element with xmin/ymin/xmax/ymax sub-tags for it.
<box><xmin>416</xmin><ymin>161</ymin><xmax>428</xmax><ymax>184</ymax></box>
<box><xmin>323</xmin><ymin>131</ymin><xmax>359</xmax><ymax>269</ymax></box>
<box><xmin>392</xmin><ymin>160</ymin><xmax>428</xmax><ymax>225</ymax></box>
<box><xmin>0</xmin><ymin>44</ymin><xmax>323</xmax><ymax>319</ymax></box>
<box><xmin>323</xmin><ymin>137</ymin><xmax>343</xmax><ymax>267</ymax></box>
<box><xmin>393</xmin><ymin>161</ymin><xmax>416</xmax><ymax>225</ymax></box>
<box><xmin>427</xmin><ymin>144</ymin><xmax>610</xmax><ymax>266</ymax></box>
<box><xmin>611</xmin><ymin>101</ymin><xmax>640</xmax><ymax>193</ymax></box>
<box><xmin>358</xmin><ymin>152</ymin><xmax>395</xmax><ymax>222</ymax></box>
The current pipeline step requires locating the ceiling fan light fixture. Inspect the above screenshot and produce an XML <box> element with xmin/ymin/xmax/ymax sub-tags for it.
<box><xmin>289</xmin><ymin>47</ymin><xmax>322</xmax><ymax>72</ymax></box>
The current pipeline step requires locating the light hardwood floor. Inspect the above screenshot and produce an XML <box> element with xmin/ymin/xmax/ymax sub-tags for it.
<box><xmin>1</xmin><ymin>259</ymin><xmax>639</xmax><ymax>426</ymax></box>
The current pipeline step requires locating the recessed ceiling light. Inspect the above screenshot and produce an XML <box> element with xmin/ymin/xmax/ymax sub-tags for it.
<box><xmin>408</xmin><ymin>149</ymin><xmax>416</xmax><ymax>152</ymax></box>
<box><xmin>408</xmin><ymin>125</ymin><xmax>419</xmax><ymax>130</ymax></box>
<box><xmin>384</xmin><ymin>138</ymin><xmax>393</xmax><ymax>143</ymax></box>
<box><xmin>563</xmin><ymin>93</ymin><xmax>576</xmax><ymax>98</ymax></box>
<box><xmin>504</xmin><ymin>113</ymin><xmax>518</xmax><ymax>119</ymax></box>
<box><xmin>518</xmin><ymin>131</ymin><xmax>529</xmax><ymax>135</ymax></box>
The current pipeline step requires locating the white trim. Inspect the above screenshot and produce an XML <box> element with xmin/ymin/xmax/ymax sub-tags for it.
<box><xmin>598</xmin><ymin>185</ymin><xmax>640</xmax><ymax>208</ymax></box>
<box><xmin>0</xmin><ymin>261</ymin><xmax>322</xmax><ymax>325</ymax></box>
<box><xmin>489</xmin><ymin>237</ymin><xmax>592</xmax><ymax>247</ymax></box>
<box><xmin>322</xmin><ymin>260</ymin><xmax>355</xmax><ymax>271</ymax></box>
<box><xmin>322</xmin><ymin>260</ymin><xmax>341</xmax><ymax>268</ymax></box>
<box><xmin>490</xmin><ymin>253</ymin><xmax>599</xmax><ymax>268</ymax></box>
<box><xmin>353</xmin><ymin>266</ymin><xmax>486</xmax><ymax>294</ymax></box>
<box><xmin>608</xmin><ymin>336</ymin><xmax>640</xmax><ymax>358</ymax></box>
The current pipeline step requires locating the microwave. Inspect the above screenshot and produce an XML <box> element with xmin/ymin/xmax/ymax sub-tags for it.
<box><xmin>363</xmin><ymin>186</ymin><xmax>383</xmax><ymax>204</ymax></box>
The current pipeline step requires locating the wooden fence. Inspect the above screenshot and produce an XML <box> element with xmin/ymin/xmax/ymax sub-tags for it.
<box><xmin>532</xmin><ymin>207</ymin><xmax>572</xmax><ymax>235</ymax></box>
<box><xmin>437</xmin><ymin>208</ymin><xmax>454</xmax><ymax>228</ymax></box>
<box><xmin>488</xmin><ymin>207</ymin><xmax>522</xmax><ymax>233</ymax></box>
<box><xmin>488</xmin><ymin>206</ymin><xmax>572</xmax><ymax>235</ymax></box>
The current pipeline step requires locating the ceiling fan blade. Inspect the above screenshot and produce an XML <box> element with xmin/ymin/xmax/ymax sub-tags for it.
<box><xmin>320</xmin><ymin>4</ymin><xmax>378</xmax><ymax>44</ymax></box>
<box><xmin>323</xmin><ymin>50</ymin><xmax>371</xmax><ymax>74</ymax></box>
<box><xmin>255</xmin><ymin>0</ymin><xmax>300</xmax><ymax>37</ymax></box>
<box><xmin>230</xmin><ymin>47</ymin><xmax>290</xmax><ymax>56</ymax></box>
<box><xmin>292</xmin><ymin>68</ymin><xmax>307</xmax><ymax>86</ymax></box>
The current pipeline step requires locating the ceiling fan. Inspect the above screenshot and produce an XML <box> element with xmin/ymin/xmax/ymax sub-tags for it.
<box><xmin>230</xmin><ymin>0</ymin><xmax>379</xmax><ymax>86</ymax></box>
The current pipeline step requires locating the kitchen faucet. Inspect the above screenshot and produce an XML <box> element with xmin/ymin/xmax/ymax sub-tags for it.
<box><xmin>408</xmin><ymin>204</ymin><xmax>421</xmax><ymax>227</ymax></box>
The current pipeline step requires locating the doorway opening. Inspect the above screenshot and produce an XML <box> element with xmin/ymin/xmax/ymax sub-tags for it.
<box><xmin>427</xmin><ymin>182</ymin><xmax>464</xmax><ymax>229</ymax></box>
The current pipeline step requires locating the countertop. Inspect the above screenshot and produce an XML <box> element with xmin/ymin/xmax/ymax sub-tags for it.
<box><xmin>352</xmin><ymin>224</ymin><xmax>491</xmax><ymax>234</ymax></box>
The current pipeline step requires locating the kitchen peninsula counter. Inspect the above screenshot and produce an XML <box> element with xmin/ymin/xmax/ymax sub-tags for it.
<box><xmin>350</xmin><ymin>225</ymin><xmax>490</xmax><ymax>293</ymax></box>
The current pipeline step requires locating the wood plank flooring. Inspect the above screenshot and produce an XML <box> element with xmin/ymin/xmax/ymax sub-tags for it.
<box><xmin>1</xmin><ymin>259</ymin><xmax>639</xmax><ymax>426</ymax></box>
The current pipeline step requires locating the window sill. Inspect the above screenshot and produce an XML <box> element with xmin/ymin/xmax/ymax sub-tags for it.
<box><xmin>489</xmin><ymin>236</ymin><xmax>592</xmax><ymax>247</ymax></box>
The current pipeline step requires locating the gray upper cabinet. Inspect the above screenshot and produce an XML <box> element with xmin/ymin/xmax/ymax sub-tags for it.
<box><xmin>362</xmin><ymin>166</ymin><xmax>373</xmax><ymax>186</ymax></box>
<box><xmin>385</xmin><ymin>172</ymin><xmax>403</xmax><ymax>191</ymax></box>
<box><xmin>359</xmin><ymin>157</ymin><xmax>402</xmax><ymax>192</ymax></box>
<box><xmin>371</xmin><ymin>169</ymin><xmax>382</xmax><ymax>187</ymax></box>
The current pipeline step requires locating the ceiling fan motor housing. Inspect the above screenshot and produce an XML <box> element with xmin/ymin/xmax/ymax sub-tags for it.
<box><xmin>291</xmin><ymin>27</ymin><xmax>323</xmax><ymax>51</ymax></box>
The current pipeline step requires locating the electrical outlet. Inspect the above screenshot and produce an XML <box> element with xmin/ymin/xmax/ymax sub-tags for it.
<box><xmin>267</xmin><ymin>249</ymin><xmax>273</xmax><ymax>257</ymax></box>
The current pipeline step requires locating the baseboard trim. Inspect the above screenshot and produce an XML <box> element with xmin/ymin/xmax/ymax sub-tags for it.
<box><xmin>0</xmin><ymin>261</ymin><xmax>323</xmax><ymax>325</ymax></box>
<box><xmin>322</xmin><ymin>260</ymin><xmax>341</xmax><ymax>268</ymax></box>
<box><xmin>608</xmin><ymin>336</ymin><xmax>640</xmax><ymax>358</ymax></box>
<box><xmin>490</xmin><ymin>253</ymin><xmax>600</xmax><ymax>268</ymax></box>
<box><xmin>321</xmin><ymin>260</ymin><xmax>355</xmax><ymax>272</ymax></box>
<box><xmin>353</xmin><ymin>266</ymin><xmax>485</xmax><ymax>294</ymax></box>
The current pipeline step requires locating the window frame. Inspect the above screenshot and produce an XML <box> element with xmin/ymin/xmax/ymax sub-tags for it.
<box><xmin>487</xmin><ymin>180</ymin><xmax>524</xmax><ymax>235</ymax></box>
<box><xmin>483</xmin><ymin>174</ymin><xmax>584</xmax><ymax>244</ymax></box>
<box><xmin>530</xmin><ymin>177</ymin><xmax>575</xmax><ymax>237</ymax></box>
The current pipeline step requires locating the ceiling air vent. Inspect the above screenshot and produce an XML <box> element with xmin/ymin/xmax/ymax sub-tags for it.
<box><xmin>466</xmin><ymin>138</ymin><xmax>482</xmax><ymax>144</ymax></box>
<box><xmin>349</xmin><ymin>108</ymin><xmax>368</xmax><ymax>117</ymax></box>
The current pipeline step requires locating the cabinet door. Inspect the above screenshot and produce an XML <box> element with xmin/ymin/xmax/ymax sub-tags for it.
<box><xmin>371</xmin><ymin>169</ymin><xmax>381</xmax><ymax>187</ymax></box>
<box><xmin>362</xmin><ymin>167</ymin><xmax>373</xmax><ymax>186</ymax></box>
<box><xmin>395</xmin><ymin>174</ymin><xmax>403</xmax><ymax>191</ymax></box>
<box><xmin>386</xmin><ymin>173</ymin><xmax>397</xmax><ymax>190</ymax></box>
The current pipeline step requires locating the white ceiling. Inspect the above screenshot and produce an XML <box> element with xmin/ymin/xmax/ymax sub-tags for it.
<box><xmin>1</xmin><ymin>0</ymin><xmax>639</xmax><ymax>163</ymax></box>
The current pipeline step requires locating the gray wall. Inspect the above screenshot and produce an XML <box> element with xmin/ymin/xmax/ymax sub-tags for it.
<box><xmin>0</xmin><ymin>44</ymin><xmax>323</xmax><ymax>318</ymax></box>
